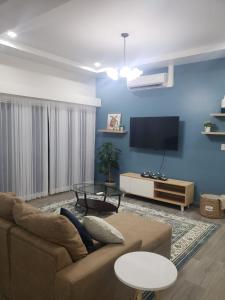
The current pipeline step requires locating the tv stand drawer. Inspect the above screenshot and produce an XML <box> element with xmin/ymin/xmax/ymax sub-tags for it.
<box><xmin>120</xmin><ymin>175</ymin><xmax>154</xmax><ymax>198</ymax></box>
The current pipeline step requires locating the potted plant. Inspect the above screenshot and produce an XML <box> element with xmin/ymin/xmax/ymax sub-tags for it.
<box><xmin>97</xmin><ymin>142</ymin><xmax>121</xmax><ymax>186</ymax></box>
<box><xmin>203</xmin><ymin>121</ymin><xmax>214</xmax><ymax>133</ymax></box>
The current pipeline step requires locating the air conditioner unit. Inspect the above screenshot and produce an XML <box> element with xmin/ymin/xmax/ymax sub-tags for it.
<box><xmin>127</xmin><ymin>65</ymin><xmax>174</xmax><ymax>91</ymax></box>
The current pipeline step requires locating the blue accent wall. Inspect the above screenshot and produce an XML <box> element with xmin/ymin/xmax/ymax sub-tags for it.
<box><xmin>95</xmin><ymin>58</ymin><xmax>225</xmax><ymax>204</ymax></box>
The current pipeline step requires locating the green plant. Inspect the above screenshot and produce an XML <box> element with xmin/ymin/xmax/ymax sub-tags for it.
<box><xmin>97</xmin><ymin>142</ymin><xmax>121</xmax><ymax>183</ymax></box>
<box><xmin>203</xmin><ymin>121</ymin><xmax>214</xmax><ymax>128</ymax></box>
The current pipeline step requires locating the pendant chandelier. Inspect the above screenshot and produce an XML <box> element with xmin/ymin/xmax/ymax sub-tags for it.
<box><xmin>106</xmin><ymin>33</ymin><xmax>143</xmax><ymax>81</ymax></box>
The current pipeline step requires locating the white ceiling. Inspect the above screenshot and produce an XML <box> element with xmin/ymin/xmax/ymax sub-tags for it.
<box><xmin>0</xmin><ymin>0</ymin><xmax>69</xmax><ymax>34</ymax></box>
<box><xmin>1</xmin><ymin>0</ymin><xmax>225</xmax><ymax>73</ymax></box>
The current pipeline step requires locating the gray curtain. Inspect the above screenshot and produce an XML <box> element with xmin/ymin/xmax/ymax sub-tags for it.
<box><xmin>48</xmin><ymin>102</ymin><xmax>96</xmax><ymax>194</ymax></box>
<box><xmin>0</xmin><ymin>94</ymin><xmax>48</xmax><ymax>200</ymax></box>
<box><xmin>0</xmin><ymin>94</ymin><xmax>96</xmax><ymax>199</ymax></box>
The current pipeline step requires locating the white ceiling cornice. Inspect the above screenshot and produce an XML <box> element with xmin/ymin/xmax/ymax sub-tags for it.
<box><xmin>1</xmin><ymin>38</ymin><xmax>225</xmax><ymax>76</ymax></box>
<box><xmin>140</xmin><ymin>42</ymin><xmax>225</xmax><ymax>70</ymax></box>
<box><xmin>0</xmin><ymin>38</ymin><xmax>88</xmax><ymax>71</ymax></box>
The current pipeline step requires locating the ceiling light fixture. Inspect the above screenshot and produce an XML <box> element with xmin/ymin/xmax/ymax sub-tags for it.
<box><xmin>106</xmin><ymin>33</ymin><xmax>143</xmax><ymax>81</ymax></box>
<box><xmin>7</xmin><ymin>31</ymin><xmax>17</xmax><ymax>38</ymax></box>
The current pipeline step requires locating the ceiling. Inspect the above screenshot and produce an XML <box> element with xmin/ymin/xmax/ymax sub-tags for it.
<box><xmin>1</xmin><ymin>0</ymin><xmax>225</xmax><ymax>73</ymax></box>
<box><xmin>0</xmin><ymin>0</ymin><xmax>69</xmax><ymax>35</ymax></box>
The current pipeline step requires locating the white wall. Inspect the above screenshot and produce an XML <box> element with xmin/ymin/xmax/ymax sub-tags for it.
<box><xmin>0</xmin><ymin>52</ymin><xmax>101</xmax><ymax>106</ymax></box>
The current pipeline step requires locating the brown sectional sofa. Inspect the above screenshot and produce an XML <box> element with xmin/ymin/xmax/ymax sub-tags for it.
<box><xmin>0</xmin><ymin>194</ymin><xmax>172</xmax><ymax>300</ymax></box>
<box><xmin>0</xmin><ymin>218</ymin><xmax>14</xmax><ymax>299</ymax></box>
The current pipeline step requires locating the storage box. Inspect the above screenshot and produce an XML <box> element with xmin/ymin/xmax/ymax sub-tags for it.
<box><xmin>200</xmin><ymin>194</ymin><xmax>224</xmax><ymax>219</ymax></box>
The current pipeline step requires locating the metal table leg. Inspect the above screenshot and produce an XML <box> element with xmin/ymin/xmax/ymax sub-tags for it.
<box><xmin>84</xmin><ymin>193</ymin><xmax>88</xmax><ymax>215</ymax></box>
<box><xmin>74</xmin><ymin>191</ymin><xmax>88</xmax><ymax>215</ymax></box>
<box><xmin>74</xmin><ymin>191</ymin><xmax>79</xmax><ymax>207</ymax></box>
<box><xmin>117</xmin><ymin>195</ymin><xmax>121</xmax><ymax>212</ymax></box>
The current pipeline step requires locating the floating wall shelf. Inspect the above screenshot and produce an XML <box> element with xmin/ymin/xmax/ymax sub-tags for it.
<box><xmin>201</xmin><ymin>131</ymin><xmax>225</xmax><ymax>136</ymax></box>
<box><xmin>210</xmin><ymin>113</ymin><xmax>225</xmax><ymax>117</ymax></box>
<box><xmin>202</xmin><ymin>112</ymin><xmax>225</xmax><ymax>136</ymax></box>
<box><xmin>98</xmin><ymin>129</ymin><xmax>127</xmax><ymax>134</ymax></box>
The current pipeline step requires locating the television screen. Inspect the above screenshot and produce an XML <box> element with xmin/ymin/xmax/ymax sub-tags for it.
<box><xmin>130</xmin><ymin>116</ymin><xmax>179</xmax><ymax>150</ymax></box>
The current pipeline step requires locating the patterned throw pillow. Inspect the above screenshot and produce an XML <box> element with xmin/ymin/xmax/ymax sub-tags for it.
<box><xmin>83</xmin><ymin>216</ymin><xmax>124</xmax><ymax>244</ymax></box>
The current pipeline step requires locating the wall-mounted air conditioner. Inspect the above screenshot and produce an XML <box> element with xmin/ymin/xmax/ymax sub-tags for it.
<box><xmin>127</xmin><ymin>65</ymin><xmax>174</xmax><ymax>91</ymax></box>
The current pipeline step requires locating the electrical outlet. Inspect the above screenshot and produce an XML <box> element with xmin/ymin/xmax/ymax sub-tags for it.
<box><xmin>221</xmin><ymin>144</ymin><xmax>225</xmax><ymax>151</ymax></box>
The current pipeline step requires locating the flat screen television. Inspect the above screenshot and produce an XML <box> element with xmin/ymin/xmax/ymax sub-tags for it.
<box><xmin>130</xmin><ymin>116</ymin><xmax>179</xmax><ymax>150</ymax></box>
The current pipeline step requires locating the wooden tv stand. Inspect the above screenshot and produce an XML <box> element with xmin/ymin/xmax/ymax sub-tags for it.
<box><xmin>120</xmin><ymin>172</ymin><xmax>194</xmax><ymax>211</ymax></box>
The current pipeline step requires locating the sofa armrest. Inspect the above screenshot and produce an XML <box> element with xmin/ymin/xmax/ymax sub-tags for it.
<box><xmin>55</xmin><ymin>237</ymin><xmax>142</xmax><ymax>300</ymax></box>
<box><xmin>10</xmin><ymin>227</ymin><xmax>73</xmax><ymax>300</ymax></box>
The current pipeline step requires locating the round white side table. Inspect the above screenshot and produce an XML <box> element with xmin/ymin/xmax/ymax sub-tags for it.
<box><xmin>114</xmin><ymin>251</ymin><xmax>177</xmax><ymax>300</ymax></box>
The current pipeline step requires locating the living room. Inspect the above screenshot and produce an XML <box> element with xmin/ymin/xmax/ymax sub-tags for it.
<box><xmin>0</xmin><ymin>1</ymin><xmax>225</xmax><ymax>300</ymax></box>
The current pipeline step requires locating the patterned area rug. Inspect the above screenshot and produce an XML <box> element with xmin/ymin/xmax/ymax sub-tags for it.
<box><xmin>41</xmin><ymin>197</ymin><xmax>219</xmax><ymax>300</ymax></box>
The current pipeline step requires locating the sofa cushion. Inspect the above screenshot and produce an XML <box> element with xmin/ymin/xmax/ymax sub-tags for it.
<box><xmin>60</xmin><ymin>208</ymin><xmax>94</xmax><ymax>252</ymax></box>
<box><xmin>83</xmin><ymin>216</ymin><xmax>124</xmax><ymax>244</ymax></box>
<box><xmin>13</xmin><ymin>202</ymin><xmax>88</xmax><ymax>262</ymax></box>
<box><xmin>106</xmin><ymin>213</ymin><xmax>172</xmax><ymax>255</ymax></box>
<box><xmin>0</xmin><ymin>192</ymin><xmax>21</xmax><ymax>222</ymax></box>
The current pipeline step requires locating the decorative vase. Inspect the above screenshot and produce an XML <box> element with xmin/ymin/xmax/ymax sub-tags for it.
<box><xmin>205</xmin><ymin>126</ymin><xmax>211</xmax><ymax>133</ymax></box>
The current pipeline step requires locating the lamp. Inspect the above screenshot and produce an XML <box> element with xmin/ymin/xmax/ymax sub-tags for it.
<box><xmin>106</xmin><ymin>33</ymin><xmax>143</xmax><ymax>81</ymax></box>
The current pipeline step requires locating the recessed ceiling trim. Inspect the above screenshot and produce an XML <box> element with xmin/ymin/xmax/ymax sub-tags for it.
<box><xmin>140</xmin><ymin>42</ymin><xmax>225</xmax><ymax>69</ymax></box>
<box><xmin>0</xmin><ymin>38</ymin><xmax>85</xmax><ymax>69</ymax></box>
<box><xmin>1</xmin><ymin>38</ymin><xmax>225</xmax><ymax>75</ymax></box>
<box><xmin>0</xmin><ymin>38</ymin><xmax>107</xmax><ymax>74</ymax></box>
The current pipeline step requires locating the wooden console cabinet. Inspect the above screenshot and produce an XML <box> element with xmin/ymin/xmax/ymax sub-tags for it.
<box><xmin>120</xmin><ymin>172</ymin><xmax>194</xmax><ymax>211</ymax></box>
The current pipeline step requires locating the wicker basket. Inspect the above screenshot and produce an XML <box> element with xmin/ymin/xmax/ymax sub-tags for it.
<box><xmin>200</xmin><ymin>194</ymin><xmax>224</xmax><ymax>219</ymax></box>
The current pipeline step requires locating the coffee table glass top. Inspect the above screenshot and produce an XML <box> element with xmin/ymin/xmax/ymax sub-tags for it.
<box><xmin>73</xmin><ymin>183</ymin><xmax>122</xmax><ymax>197</ymax></box>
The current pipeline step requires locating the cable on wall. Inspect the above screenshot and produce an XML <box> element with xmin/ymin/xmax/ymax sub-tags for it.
<box><xmin>158</xmin><ymin>150</ymin><xmax>166</xmax><ymax>174</ymax></box>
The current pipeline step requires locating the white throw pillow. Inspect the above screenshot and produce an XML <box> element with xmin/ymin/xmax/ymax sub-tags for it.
<box><xmin>83</xmin><ymin>216</ymin><xmax>124</xmax><ymax>244</ymax></box>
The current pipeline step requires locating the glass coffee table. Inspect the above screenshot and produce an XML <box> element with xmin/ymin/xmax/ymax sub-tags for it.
<box><xmin>72</xmin><ymin>183</ymin><xmax>122</xmax><ymax>215</ymax></box>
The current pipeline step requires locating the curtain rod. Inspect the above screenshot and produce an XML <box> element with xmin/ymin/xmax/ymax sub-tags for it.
<box><xmin>0</xmin><ymin>93</ymin><xmax>100</xmax><ymax>108</ymax></box>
